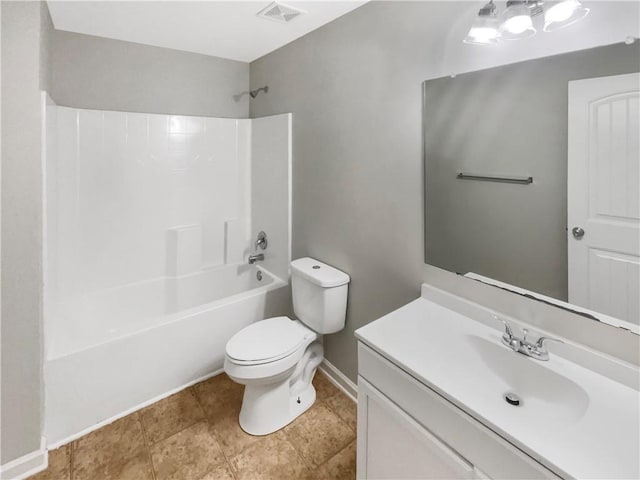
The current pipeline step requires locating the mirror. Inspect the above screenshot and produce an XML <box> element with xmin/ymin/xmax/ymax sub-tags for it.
<box><xmin>424</xmin><ymin>41</ymin><xmax>640</xmax><ymax>333</ymax></box>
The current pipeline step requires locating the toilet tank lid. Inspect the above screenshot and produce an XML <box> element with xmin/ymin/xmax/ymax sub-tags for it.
<box><xmin>291</xmin><ymin>257</ymin><xmax>350</xmax><ymax>288</ymax></box>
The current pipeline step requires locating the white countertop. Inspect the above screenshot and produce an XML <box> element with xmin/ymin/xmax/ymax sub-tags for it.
<box><xmin>355</xmin><ymin>287</ymin><xmax>640</xmax><ymax>479</ymax></box>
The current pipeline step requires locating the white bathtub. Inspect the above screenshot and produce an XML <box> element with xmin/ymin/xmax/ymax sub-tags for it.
<box><xmin>44</xmin><ymin>264</ymin><xmax>288</xmax><ymax>447</ymax></box>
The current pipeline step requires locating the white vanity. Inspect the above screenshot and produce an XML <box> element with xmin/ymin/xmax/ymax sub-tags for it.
<box><xmin>355</xmin><ymin>285</ymin><xmax>640</xmax><ymax>480</ymax></box>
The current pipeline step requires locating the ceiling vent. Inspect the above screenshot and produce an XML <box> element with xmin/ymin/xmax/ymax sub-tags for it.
<box><xmin>257</xmin><ymin>2</ymin><xmax>305</xmax><ymax>23</ymax></box>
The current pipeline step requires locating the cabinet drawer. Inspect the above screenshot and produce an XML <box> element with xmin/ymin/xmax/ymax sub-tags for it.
<box><xmin>358</xmin><ymin>342</ymin><xmax>560</xmax><ymax>480</ymax></box>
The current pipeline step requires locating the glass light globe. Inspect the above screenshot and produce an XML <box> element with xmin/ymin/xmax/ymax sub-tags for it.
<box><xmin>500</xmin><ymin>3</ymin><xmax>536</xmax><ymax>40</ymax></box>
<box><xmin>464</xmin><ymin>16</ymin><xmax>500</xmax><ymax>45</ymax></box>
<box><xmin>544</xmin><ymin>0</ymin><xmax>590</xmax><ymax>32</ymax></box>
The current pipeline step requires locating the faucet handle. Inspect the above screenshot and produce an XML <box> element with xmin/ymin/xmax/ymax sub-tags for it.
<box><xmin>534</xmin><ymin>336</ymin><xmax>564</xmax><ymax>350</ymax></box>
<box><xmin>496</xmin><ymin>316</ymin><xmax>523</xmax><ymax>352</ymax></box>
<box><xmin>255</xmin><ymin>231</ymin><xmax>268</xmax><ymax>251</ymax></box>
<box><xmin>495</xmin><ymin>315</ymin><xmax>514</xmax><ymax>340</ymax></box>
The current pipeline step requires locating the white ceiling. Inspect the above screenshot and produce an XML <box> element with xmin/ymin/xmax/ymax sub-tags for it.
<box><xmin>46</xmin><ymin>1</ymin><xmax>369</xmax><ymax>63</ymax></box>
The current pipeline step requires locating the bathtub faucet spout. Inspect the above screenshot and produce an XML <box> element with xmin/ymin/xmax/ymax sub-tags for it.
<box><xmin>248</xmin><ymin>253</ymin><xmax>264</xmax><ymax>264</ymax></box>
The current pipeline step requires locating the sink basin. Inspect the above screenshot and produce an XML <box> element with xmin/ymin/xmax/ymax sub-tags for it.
<box><xmin>466</xmin><ymin>334</ymin><xmax>590</xmax><ymax>425</ymax></box>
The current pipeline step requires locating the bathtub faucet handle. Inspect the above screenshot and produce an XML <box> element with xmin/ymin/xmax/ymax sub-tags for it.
<box><xmin>255</xmin><ymin>231</ymin><xmax>268</xmax><ymax>251</ymax></box>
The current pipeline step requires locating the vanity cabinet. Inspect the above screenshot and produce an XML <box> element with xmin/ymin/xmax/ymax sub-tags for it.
<box><xmin>356</xmin><ymin>343</ymin><xmax>559</xmax><ymax>480</ymax></box>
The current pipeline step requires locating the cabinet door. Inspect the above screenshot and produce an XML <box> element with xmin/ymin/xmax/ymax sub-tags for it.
<box><xmin>358</xmin><ymin>378</ymin><xmax>474</xmax><ymax>480</ymax></box>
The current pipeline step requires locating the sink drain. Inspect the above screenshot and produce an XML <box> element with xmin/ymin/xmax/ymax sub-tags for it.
<box><xmin>504</xmin><ymin>392</ymin><xmax>521</xmax><ymax>406</ymax></box>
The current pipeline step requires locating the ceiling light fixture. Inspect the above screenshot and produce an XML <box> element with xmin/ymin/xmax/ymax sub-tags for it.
<box><xmin>463</xmin><ymin>0</ymin><xmax>590</xmax><ymax>45</ymax></box>
<box><xmin>464</xmin><ymin>1</ymin><xmax>501</xmax><ymax>45</ymax></box>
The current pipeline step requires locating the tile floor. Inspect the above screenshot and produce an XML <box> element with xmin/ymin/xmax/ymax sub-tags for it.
<box><xmin>29</xmin><ymin>371</ymin><xmax>357</xmax><ymax>480</ymax></box>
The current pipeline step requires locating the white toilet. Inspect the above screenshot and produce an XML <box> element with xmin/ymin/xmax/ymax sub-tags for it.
<box><xmin>224</xmin><ymin>257</ymin><xmax>350</xmax><ymax>435</ymax></box>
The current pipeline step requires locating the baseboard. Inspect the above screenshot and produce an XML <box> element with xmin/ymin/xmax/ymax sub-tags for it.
<box><xmin>47</xmin><ymin>368</ymin><xmax>224</xmax><ymax>449</ymax></box>
<box><xmin>0</xmin><ymin>437</ymin><xmax>48</xmax><ymax>480</ymax></box>
<box><xmin>319</xmin><ymin>359</ymin><xmax>357</xmax><ymax>402</ymax></box>
<box><xmin>43</xmin><ymin>361</ymin><xmax>353</xmax><ymax>452</ymax></box>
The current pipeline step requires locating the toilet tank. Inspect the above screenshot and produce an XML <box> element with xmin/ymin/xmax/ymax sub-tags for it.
<box><xmin>291</xmin><ymin>257</ymin><xmax>350</xmax><ymax>334</ymax></box>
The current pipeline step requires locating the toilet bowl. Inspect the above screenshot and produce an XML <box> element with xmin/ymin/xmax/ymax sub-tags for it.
<box><xmin>225</xmin><ymin>317</ymin><xmax>323</xmax><ymax>435</ymax></box>
<box><xmin>224</xmin><ymin>257</ymin><xmax>350</xmax><ymax>435</ymax></box>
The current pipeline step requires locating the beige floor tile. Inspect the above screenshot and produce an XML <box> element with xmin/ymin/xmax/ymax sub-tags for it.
<box><xmin>200</xmin><ymin>462</ymin><xmax>236</xmax><ymax>480</ymax></box>
<box><xmin>28</xmin><ymin>445</ymin><xmax>70</xmax><ymax>480</ymax></box>
<box><xmin>72</xmin><ymin>414</ymin><xmax>146</xmax><ymax>479</ymax></box>
<box><xmin>73</xmin><ymin>451</ymin><xmax>153</xmax><ymax>480</ymax></box>
<box><xmin>47</xmin><ymin>374</ymin><xmax>359</xmax><ymax>480</ymax></box>
<box><xmin>193</xmin><ymin>374</ymin><xmax>244</xmax><ymax>419</ymax></box>
<box><xmin>209</xmin><ymin>412</ymin><xmax>261</xmax><ymax>458</ymax></box>
<box><xmin>229</xmin><ymin>432</ymin><xmax>315</xmax><ymax>480</ymax></box>
<box><xmin>317</xmin><ymin>440</ymin><xmax>357</xmax><ymax>480</ymax></box>
<box><xmin>150</xmin><ymin>421</ymin><xmax>226</xmax><ymax>480</ymax></box>
<box><xmin>325</xmin><ymin>392</ymin><xmax>357</xmax><ymax>431</ymax></box>
<box><xmin>313</xmin><ymin>371</ymin><xmax>340</xmax><ymax>401</ymax></box>
<box><xmin>140</xmin><ymin>389</ymin><xmax>204</xmax><ymax>444</ymax></box>
<box><xmin>284</xmin><ymin>402</ymin><xmax>355</xmax><ymax>467</ymax></box>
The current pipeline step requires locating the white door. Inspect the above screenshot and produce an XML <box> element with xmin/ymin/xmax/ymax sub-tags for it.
<box><xmin>568</xmin><ymin>72</ymin><xmax>640</xmax><ymax>326</ymax></box>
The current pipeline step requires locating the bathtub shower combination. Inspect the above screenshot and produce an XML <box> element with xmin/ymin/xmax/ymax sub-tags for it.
<box><xmin>43</xmin><ymin>95</ymin><xmax>292</xmax><ymax>446</ymax></box>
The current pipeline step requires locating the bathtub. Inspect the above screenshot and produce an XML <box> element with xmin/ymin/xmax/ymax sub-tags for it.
<box><xmin>44</xmin><ymin>264</ymin><xmax>288</xmax><ymax>447</ymax></box>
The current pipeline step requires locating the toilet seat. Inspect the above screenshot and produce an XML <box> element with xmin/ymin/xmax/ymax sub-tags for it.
<box><xmin>226</xmin><ymin>317</ymin><xmax>315</xmax><ymax>365</ymax></box>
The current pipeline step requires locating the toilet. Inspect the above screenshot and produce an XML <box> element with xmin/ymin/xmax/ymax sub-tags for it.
<box><xmin>224</xmin><ymin>257</ymin><xmax>350</xmax><ymax>435</ymax></box>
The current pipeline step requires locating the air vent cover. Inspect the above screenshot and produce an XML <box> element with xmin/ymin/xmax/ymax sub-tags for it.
<box><xmin>257</xmin><ymin>2</ymin><xmax>305</xmax><ymax>23</ymax></box>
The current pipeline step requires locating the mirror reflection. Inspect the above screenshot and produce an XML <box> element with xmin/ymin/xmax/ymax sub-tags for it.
<box><xmin>424</xmin><ymin>41</ymin><xmax>640</xmax><ymax>332</ymax></box>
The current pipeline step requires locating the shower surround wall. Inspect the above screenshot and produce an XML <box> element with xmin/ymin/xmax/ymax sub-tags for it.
<box><xmin>44</xmin><ymin>102</ymin><xmax>292</xmax><ymax>445</ymax></box>
<box><xmin>47</xmin><ymin>107</ymin><xmax>252</xmax><ymax>355</ymax></box>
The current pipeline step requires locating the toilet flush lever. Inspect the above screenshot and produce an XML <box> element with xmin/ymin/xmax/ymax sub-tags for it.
<box><xmin>255</xmin><ymin>231</ymin><xmax>268</xmax><ymax>250</ymax></box>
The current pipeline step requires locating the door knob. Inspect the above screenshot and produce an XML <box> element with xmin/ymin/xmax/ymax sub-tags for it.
<box><xmin>572</xmin><ymin>227</ymin><xmax>585</xmax><ymax>239</ymax></box>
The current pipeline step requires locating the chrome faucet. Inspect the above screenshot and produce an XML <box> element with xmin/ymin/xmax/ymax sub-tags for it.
<box><xmin>248</xmin><ymin>253</ymin><xmax>264</xmax><ymax>264</ymax></box>
<box><xmin>498</xmin><ymin>317</ymin><xmax>564</xmax><ymax>361</ymax></box>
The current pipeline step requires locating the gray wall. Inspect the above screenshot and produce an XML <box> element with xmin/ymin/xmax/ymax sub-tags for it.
<box><xmin>1</xmin><ymin>0</ymin><xmax>52</xmax><ymax>464</ymax></box>
<box><xmin>425</xmin><ymin>43</ymin><xmax>640</xmax><ymax>302</ymax></box>
<box><xmin>250</xmin><ymin>3</ymin><xmax>429</xmax><ymax>381</ymax></box>
<box><xmin>250</xmin><ymin>1</ymin><xmax>640</xmax><ymax>381</ymax></box>
<box><xmin>51</xmin><ymin>30</ymin><xmax>249</xmax><ymax>117</ymax></box>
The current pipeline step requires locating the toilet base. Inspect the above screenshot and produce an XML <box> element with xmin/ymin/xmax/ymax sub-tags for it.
<box><xmin>228</xmin><ymin>340</ymin><xmax>324</xmax><ymax>436</ymax></box>
<box><xmin>239</xmin><ymin>375</ymin><xmax>317</xmax><ymax>436</ymax></box>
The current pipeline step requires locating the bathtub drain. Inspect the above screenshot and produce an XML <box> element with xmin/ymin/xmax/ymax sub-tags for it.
<box><xmin>256</xmin><ymin>270</ymin><xmax>263</xmax><ymax>281</ymax></box>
